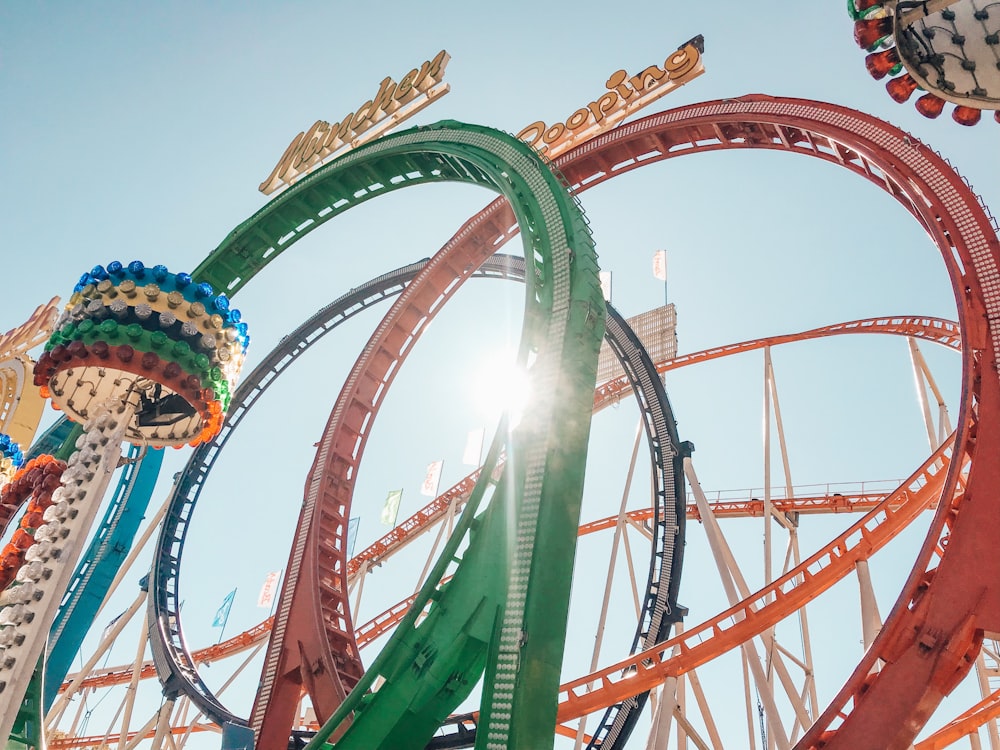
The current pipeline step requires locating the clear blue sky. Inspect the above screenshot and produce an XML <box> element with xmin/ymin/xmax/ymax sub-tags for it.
<box><xmin>2</xmin><ymin>2</ymin><xmax>997</xmax><ymax>747</ymax></box>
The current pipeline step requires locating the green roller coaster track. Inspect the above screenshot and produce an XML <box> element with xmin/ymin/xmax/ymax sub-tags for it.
<box><xmin>188</xmin><ymin>121</ymin><xmax>606</xmax><ymax>750</ymax></box>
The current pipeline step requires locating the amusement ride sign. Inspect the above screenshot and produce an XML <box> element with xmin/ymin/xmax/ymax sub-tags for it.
<box><xmin>259</xmin><ymin>50</ymin><xmax>451</xmax><ymax>195</ymax></box>
<box><xmin>259</xmin><ymin>38</ymin><xmax>704</xmax><ymax>194</ymax></box>
<box><xmin>0</xmin><ymin>298</ymin><xmax>60</xmax><ymax>362</ymax></box>
<box><xmin>517</xmin><ymin>36</ymin><xmax>705</xmax><ymax>158</ymax></box>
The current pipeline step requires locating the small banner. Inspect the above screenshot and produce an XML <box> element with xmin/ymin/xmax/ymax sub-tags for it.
<box><xmin>653</xmin><ymin>250</ymin><xmax>668</xmax><ymax>281</ymax></box>
<box><xmin>599</xmin><ymin>271</ymin><xmax>612</xmax><ymax>302</ymax></box>
<box><xmin>212</xmin><ymin>588</ymin><xmax>237</xmax><ymax>629</ymax></box>
<box><xmin>420</xmin><ymin>460</ymin><xmax>444</xmax><ymax>497</ymax></box>
<box><xmin>101</xmin><ymin>610</ymin><xmax>127</xmax><ymax>642</ymax></box>
<box><xmin>381</xmin><ymin>489</ymin><xmax>403</xmax><ymax>526</ymax></box>
<box><xmin>257</xmin><ymin>572</ymin><xmax>280</xmax><ymax>609</ymax></box>
<box><xmin>462</xmin><ymin>429</ymin><xmax>485</xmax><ymax>467</ymax></box>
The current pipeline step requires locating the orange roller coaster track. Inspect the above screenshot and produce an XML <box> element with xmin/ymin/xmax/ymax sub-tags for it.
<box><xmin>60</xmin><ymin>313</ymin><xmax>955</xmax><ymax>702</ymax></box>
<box><xmin>287</xmin><ymin>95</ymin><xmax>995</xmax><ymax>749</ymax></box>
<box><xmin>137</xmin><ymin>94</ymin><xmax>998</xmax><ymax>750</ymax></box>
<box><xmin>554</xmin><ymin>437</ymin><xmax>961</xmax><ymax>718</ymax></box>
<box><xmin>549</xmin><ymin>96</ymin><xmax>998</xmax><ymax>750</ymax></box>
<box><xmin>51</xmin><ymin>312</ymin><xmax>962</xmax><ymax>702</ymax></box>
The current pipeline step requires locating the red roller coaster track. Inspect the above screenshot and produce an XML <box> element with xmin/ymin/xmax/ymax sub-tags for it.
<box><xmin>551</xmin><ymin>95</ymin><xmax>999</xmax><ymax>750</ymax></box>
<box><xmin>247</xmin><ymin>95</ymin><xmax>999</xmax><ymax>749</ymax></box>
<box><xmin>389</xmin><ymin>104</ymin><xmax>991</xmax><ymax>750</ymax></box>
<box><xmin>76</xmin><ymin>95</ymin><xmax>993</xmax><ymax>749</ymax></box>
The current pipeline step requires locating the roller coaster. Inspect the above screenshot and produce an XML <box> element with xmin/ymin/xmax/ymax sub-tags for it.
<box><xmin>0</xmin><ymin>43</ymin><xmax>999</xmax><ymax>750</ymax></box>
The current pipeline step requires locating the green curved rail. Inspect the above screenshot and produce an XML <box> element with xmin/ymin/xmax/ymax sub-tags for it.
<box><xmin>192</xmin><ymin>121</ymin><xmax>605</xmax><ymax>750</ymax></box>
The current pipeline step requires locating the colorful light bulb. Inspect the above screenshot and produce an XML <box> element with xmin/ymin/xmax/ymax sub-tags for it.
<box><xmin>865</xmin><ymin>47</ymin><xmax>901</xmax><ymax>79</ymax></box>
<box><xmin>915</xmin><ymin>93</ymin><xmax>945</xmax><ymax>118</ymax></box>
<box><xmin>886</xmin><ymin>74</ymin><xmax>918</xmax><ymax>103</ymax></box>
<box><xmin>952</xmin><ymin>106</ymin><xmax>982</xmax><ymax>126</ymax></box>
<box><xmin>854</xmin><ymin>16</ymin><xmax>893</xmax><ymax>49</ymax></box>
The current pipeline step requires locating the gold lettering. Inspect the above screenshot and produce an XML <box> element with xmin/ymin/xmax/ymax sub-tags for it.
<box><xmin>515</xmin><ymin>40</ymin><xmax>703</xmax><ymax>161</ymax></box>
<box><xmin>587</xmin><ymin>92</ymin><xmax>619</xmax><ymax>125</ymax></box>
<box><xmin>565</xmin><ymin>108</ymin><xmax>590</xmax><ymax>131</ymax></box>
<box><xmin>351</xmin><ymin>102</ymin><xmax>374</xmax><ymax>130</ymax></box>
<box><xmin>516</xmin><ymin>121</ymin><xmax>547</xmax><ymax>147</ymax></box>
<box><xmin>629</xmin><ymin>65</ymin><xmax>666</xmax><ymax>93</ymax></box>
<box><xmin>283</xmin><ymin>137</ymin><xmax>311</xmax><ymax>180</ymax></box>
<box><xmin>321</xmin><ymin>114</ymin><xmax>354</xmax><ymax>151</ymax></box>
<box><xmin>259</xmin><ymin>132</ymin><xmax>305</xmax><ymax>194</ymax></box>
<box><xmin>421</xmin><ymin>50</ymin><xmax>450</xmax><ymax>88</ymax></box>
<box><xmin>605</xmin><ymin>70</ymin><xmax>634</xmax><ymax>100</ymax></box>
<box><xmin>370</xmin><ymin>76</ymin><xmax>400</xmax><ymax>119</ymax></box>
<box><xmin>0</xmin><ymin>299</ymin><xmax>59</xmax><ymax>362</ymax></box>
<box><xmin>410</xmin><ymin>49</ymin><xmax>449</xmax><ymax>96</ymax></box>
<box><xmin>295</xmin><ymin>121</ymin><xmax>329</xmax><ymax>170</ymax></box>
<box><xmin>664</xmin><ymin>44</ymin><xmax>700</xmax><ymax>80</ymax></box>
<box><xmin>259</xmin><ymin>50</ymin><xmax>451</xmax><ymax>194</ymax></box>
<box><xmin>319</xmin><ymin>118</ymin><xmax>353</xmax><ymax>155</ymax></box>
<box><xmin>409</xmin><ymin>60</ymin><xmax>434</xmax><ymax>95</ymax></box>
<box><xmin>332</xmin><ymin>116</ymin><xmax>355</xmax><ymax>145</ymax></box>
<box><xmin>543</xmin><ymin>122</ymin><xmax>566</xmax><ymax>144</ymax></box>
<box><xmin>317</xmin><ymin>122</ymin><xmax>334</xmax><ymax>159</ymax></box>
<box><xmin>395</xmin><ymin>69</ymin><xmax>418</xmax><ymax>101</ymax></box>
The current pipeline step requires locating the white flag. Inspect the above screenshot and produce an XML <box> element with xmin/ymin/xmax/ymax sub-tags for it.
<box><xmin>599</xmin><ymin>271</ymin><xmax>612</xmax><ymax>302</ymax></box>
<box><xmin>257</xmin><ymin>571</ymin><xmax>280</xmax><ymax>609</ymax></box>
<box><xmin>381</xmin><ymin>489</ymin><xmax>403</xmax><ymax>526</ymax></box>
<box><xmin>652</xmin><ymin>250</ymin><xmax>668</xmax><ymax>281</ymax></box>
<box><xmin>462</xmin><ymin>429</ymin><xmax>485</xmax><ymax>467</ymax></box>
<box><xmin>421</xmin><ymin>460</ymin><xmax>443</xmax><ymax>497</ymax></box>
<box><xmin>101</xmin><ymin>610</ymin><xmax>127</xmax><ymax>642</ymax></box>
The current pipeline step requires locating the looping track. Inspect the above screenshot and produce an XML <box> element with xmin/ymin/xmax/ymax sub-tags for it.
<box><xmin>320</xmin><ymin>95</ymin><xmax>997</xmax><ymax>749</ymax></box>
<box><xmin>298</xmin><ymin>96</ymin><xmax>1000</xmax><ymax>747</ymax></box>
<box><xmin>551</xmin><ymin>95</ymin><xmax>999</xmax><ymax>749</ymax></box>
<box><xmin>148</xmin><ymin>253</ymin><xmax>684</xmax><ymax>750</ymax></box>
<box><xmin>121</xmin><ymin>95</ymin><xmax>1000</xmax><ymax>749</ymax></box>
<box><xmin>163</xmin><ymin>121</ymin><xmax>610</xmax><ymax>750</ymax></box>
<box><xmin>59</xmin><ymin>313</ymin><xmax>961</xmax><ymax>748</ymax></box>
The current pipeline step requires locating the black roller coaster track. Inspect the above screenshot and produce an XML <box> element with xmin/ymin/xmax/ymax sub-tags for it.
<box><xmin>147</xmin><ymin>254</ymin><xmax>687</xmax><ymax>750</ymax></box>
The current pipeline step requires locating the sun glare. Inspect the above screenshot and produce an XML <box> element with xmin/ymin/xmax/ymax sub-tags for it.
<box><xmin>469</xmin><ymin>349</ymin><xmax>533</xmax><ymax>428</ymax></box>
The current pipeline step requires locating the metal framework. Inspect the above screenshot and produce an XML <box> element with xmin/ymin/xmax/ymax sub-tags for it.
<box><xmin>47</xmin><ymin>311</ymin><xmax>958</xmax><ymax>749</ymax></box>
<box><xmin>8</xmin><ymin>94</ymin><xmax>1000</xmax><ymax>750</ymax></box>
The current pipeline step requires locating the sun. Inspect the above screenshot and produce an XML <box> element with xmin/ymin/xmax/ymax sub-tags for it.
<box><xmin>468</xmin><ymin>348</ymin><xmax>534</xmax><ymax>428</ymax></box>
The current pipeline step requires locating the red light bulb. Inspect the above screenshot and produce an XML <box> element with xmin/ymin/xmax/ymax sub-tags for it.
<box><xmin>886</xmin><ymin>74</ymin><xmax>918</xmax><ymax>103</ymax></box>
<box><xmin>952</xmin><ymin>106</ymin><xmax>982</xmax><ymax>126</ymax></box>
<box><xmin>854</xmin><ymin>16</ymin><xmax>893</xmax><ymax>49</ymax></box>
<box><xmin>915</xmin><ymin>93</ymin><xmax>945</xmax><ymax>118</ymax></box>
<box><xmin>865</xmin><ymin>47</ymin><xmax>901</xmax><ymax>80</ymax></box>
